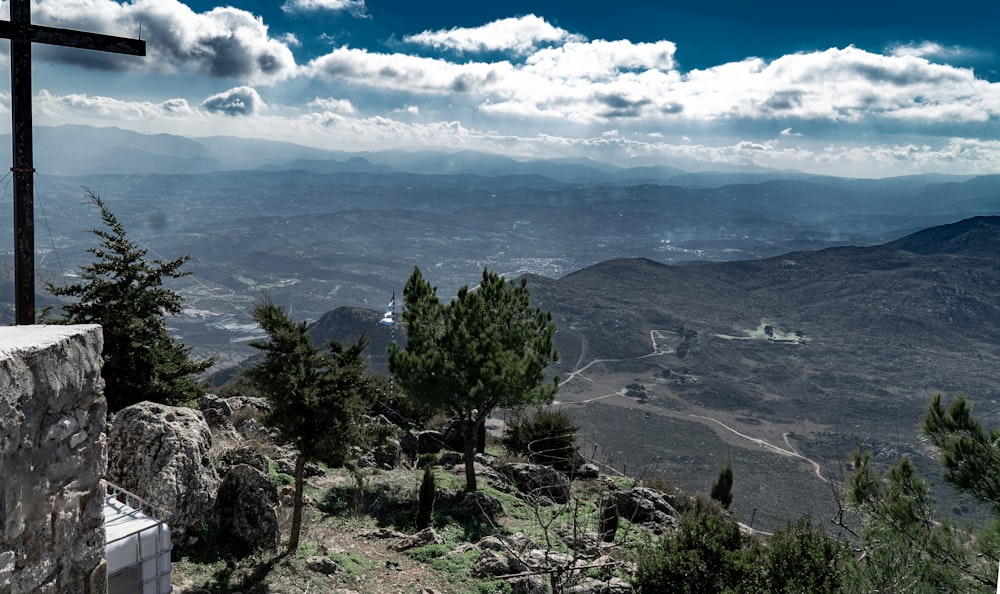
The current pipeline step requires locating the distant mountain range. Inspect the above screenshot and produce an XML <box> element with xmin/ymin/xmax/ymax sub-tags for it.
<box><xmin>0</xmin><ymin>124</ymin><xmax>970</xmax><ymax>186</ymax></box>
<box><xmin>311</xmin><ymin>216</ymin><xmax>1000</xmax><ymax>530</ymax></box>
<box><xmin>4</xmin><ymin>124</ymin><xmax>997</xmax><ymax>529</ymax></box>
<box><xmin>1</xmin><ymin>126</ymin><xmax>998</xmax><ymax>358</ymax></box>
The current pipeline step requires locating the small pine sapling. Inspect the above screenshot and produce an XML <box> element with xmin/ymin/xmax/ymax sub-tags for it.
<box><xmin>416</xmin><ymin>466</ymin><xmax>436</xmax><ymax>530</ymax></box>
<box><xmin>710</xmin><ymin>456</ymin><xmax>734</xmax><ymax>509</ymax></box>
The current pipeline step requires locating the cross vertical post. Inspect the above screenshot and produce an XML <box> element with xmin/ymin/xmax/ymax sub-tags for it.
<box><xmin>10</xmin><ymin>0</ymin><xmax>35</xmax><ymax>325</ymax></box>
<box><xmin>0</xmin><ymin>0</ymin><xmax>145</xmax><ymax>324</ymax></box>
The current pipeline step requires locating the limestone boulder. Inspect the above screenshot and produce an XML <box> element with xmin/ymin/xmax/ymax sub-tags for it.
<box><xmin>374</xmin><ymin>438</ymin><xmax>401</xmax><ymax>469</ymax></box>
<box><xmin>106</xmin><ymin>401</ymin><xmax>221</xmax><ymax>547</ymax></box>
<box><xmin>392</xmin><ymin>527</ymin><xmax>444</xmax><ymax>552</ymax></box>
<box><xmin>511</xmin><ymin>574</ymin><xmax>550</xmax><ymax>594</ymax></box>
<box><xmin>199</xmin><ymin>393</ymin><xmax>269</xmax><ymax>417</ymax></box>
<box><xmin>575</xmin><ymin>463</ymin><xmax>601</xmax><ymax>480</ymax></box>
<box><xmin>614</xmin><ymin>487</ymin><xmax>678</xmax><ymax>532</ymax></box>
<box><xmin>198</xmin><ymin>393</ymin><xmax>269</xmax><ymax>435</ymax></box>
<box><xmin>399</xmin><ymin>430</ymin><xmax>419</xmax><ymax>459</ymax></box>
<box><xmin>438</xmin><ymin>451</ymin><xmax>464</xmax><ymax>467</ymax></box>
<box><xmin>305</xmin><ymin>555</ymin><xmax>343</xmax><ymax>575</ymax></box>
<box><xmin>452</xmin><ymin>490</ymin><xmax>503</xmax><ymax>520</ymax></box>
<box><xmin>440</xmin><ymin>421</ymin><xmax>467</xmax><ymax>452</ymax></box>
<box><xmin>471</xmin><ymin>549</ymin><xmax>525</xmax><ymax>578</ymax></box>
<box><xmin>501</xmin><ymin>462</ymin><xmax>572</xmax><ymax>504</ymax></box>
<box><xmin>217</xmin><ymin>445</ymin><xmax>269</xmax><ymax>475</ymax></box>
<box><xmin>416</xmin><ymin>430</ymin><xmax>445</xmax><ymax>454</ymax></box>
<box><xmin>565</xmin><ymin>577</ymin><xmax>635</xmax><ymax>594</ymax></box>
<box><xmin>216</xmin><ymin>464</ymin><xmax>280</xmax><ymax>556</ymax></box>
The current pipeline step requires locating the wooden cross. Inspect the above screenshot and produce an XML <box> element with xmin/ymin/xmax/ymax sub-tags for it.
<box><xmin>0</xmin><ymin>0</ymin><xmax>145</xmax><ymax>324</ymax></box>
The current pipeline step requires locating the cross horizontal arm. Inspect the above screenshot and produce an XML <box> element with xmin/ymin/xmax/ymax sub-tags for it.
<box><xmin>0</xmin><ymin>22</ymin><xmax>146</xmax><ymax>56</ymax></box>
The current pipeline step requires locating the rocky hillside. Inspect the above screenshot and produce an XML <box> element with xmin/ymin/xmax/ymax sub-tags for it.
<box><xmin>311</xmin><ymin>216</ymin><xmax>1000</xmax><ymax>530</ymax></box>
<box><xmin>109</xmin><ymin>396</ymin><xmax>711</xmax><ymax>593</ymax></box>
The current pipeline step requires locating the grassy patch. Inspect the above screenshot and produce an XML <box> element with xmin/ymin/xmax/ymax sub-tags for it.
<box><xmin>327</xmin><ymin>548</ymin><xmax>373</xmax><ymax>578</ymax></box>
<box><xmin>268</xmin><ymin>460</ymin><xmax>294</xmax><ymax>489</ymax></box>
<box><xmin>405</xmin><ymin>545</ymin><xmax>511</xmax><ymax>594</ymax></box>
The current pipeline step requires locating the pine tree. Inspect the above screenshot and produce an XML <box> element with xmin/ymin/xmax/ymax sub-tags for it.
<box><xmin>388</xmin><ymin>267</ymin><xmax>559</xmax><ymax>491</ymax></box>
<box><xmin>845</xmin><ymin>449</ymin><xmax>993</xmax><ymax>590</ymax></box>
<box><xmin>246</xmin><ymin>298</ymin><xmax>369</xmax><ymax>553</ymax></box>
<box><xmin>838</xmin><ymin>394</ymin><xmax>1000</xmax><ymax>591</ymax></box>
<box><xmin>922</xmin><ymin>393</ymin><xmax>1000</xmax><ymax>512</ymax></box>
<box><xmin>45</xmin><ymin>190</ymin><xmax>211</xmax><ymax>411</ymax></box>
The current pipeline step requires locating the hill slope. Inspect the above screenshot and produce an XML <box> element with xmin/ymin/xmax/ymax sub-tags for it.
<box><xmin>313</xmin><ymin>216</ymin><xmax>1000</xmax><ymax>530</ymax></box>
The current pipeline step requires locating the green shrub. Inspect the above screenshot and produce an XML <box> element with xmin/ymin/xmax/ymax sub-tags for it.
<box><xmin>635</xmin><ymin>508</ymin><xmax>849</xmax><ymax>594</ymax></box>
<box><xmin>416</xmin><ymin>453</ymin><xmax>439</xmax><ymax>469</ymax></box>
<box><xmin>405</xmin><ymin>543</ymin><xmax>449</xmax><ymax>563</ymax></box>
<box><xmin>754</xmin><ymin>515</ymin><xmax>847</xmax><ymax>593</ymax></box>
<box><xmin>634</xmin><ymin>507</ymin><xmax>747</xmax><ymax>593</ymax></box>
<box><xmin>268</xmin><ymin>461</ymin><xmax>294</xmax><ymax>489</ymax></box>
<box><xmin>503</xmin><ymin>407</ymin><xmax>579</xmax><ymax>471</ymax></box>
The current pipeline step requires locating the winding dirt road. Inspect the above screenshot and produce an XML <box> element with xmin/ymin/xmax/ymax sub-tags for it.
<box><xmin>559</xmin><ymin>327</ymin><xmax>830</xmax><ymax>484</ymax></box>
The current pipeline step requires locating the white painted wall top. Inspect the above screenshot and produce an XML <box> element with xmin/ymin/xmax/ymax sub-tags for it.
<box><xmin>0</xmin><ymin>324</ymin><xmax>102</xmax><ymax>358</ymax></box>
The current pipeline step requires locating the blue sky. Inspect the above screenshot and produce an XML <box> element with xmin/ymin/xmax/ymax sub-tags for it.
<box><xmin>2</xmin><ymin>0</ymin><xmax>1000</xmax><ymax>177</ymax></box>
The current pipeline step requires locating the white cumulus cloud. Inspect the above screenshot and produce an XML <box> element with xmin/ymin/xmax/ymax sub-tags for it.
<box><xmin>307</xmin><ymin>97</ymin><xmax>356</xmax><ymax>115</ymax></box>
<box><xmin>28</xmin><ymin>0</ymin><xmax>298</xmax><ymax>84</ymax></box>
<box><xmin>281</xmin><ymin>0</ymin><xmax>367</xmax><ymax>16</ymax></box>
<box><xmin>404</xmin><ymin>15</ymin><xmax>584</xmax><ymax>55</ymax></box>
<box><xmin>525</xmin><ymin>39</ymin><xmax>677</xmax><ymax>80</ymax></box>
<box><xmin>305</xmin><ymin>39</ymin><xmax>1000</xmax><ymax>128</ymax></box>
<box><xmin>28</xmin><ymin>88</ymin><xmax>1000</xmax><ymax>177</ymax></box>
<box><xmin>888</xmin><ymin>41</ymin><xmax>978</xmax><ymax>61</ymax></box>
<box><xmin>306</xmin><ymin>47</ymin><xmax>522</xmax><ymax>95</ymax></box>
<box><xmin>202</xmin><ymin>86</ymin><xmax>265</xmax><ymax>116</ymax></box>
<box><xmin>35</xmin><ymin>89</ymin><xmax>198</xmax><ymax>120</ymax></box>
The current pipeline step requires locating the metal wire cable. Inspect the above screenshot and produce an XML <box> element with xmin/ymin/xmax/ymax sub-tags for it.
<box><xmin>34</xmin><ymin>178</ymin><xmax>67</xmax><ymax>288</ymax></box>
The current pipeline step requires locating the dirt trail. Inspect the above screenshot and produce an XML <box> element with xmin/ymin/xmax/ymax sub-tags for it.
<box><xmin>689</xmin><ymin>414</ymin><xmax>829</xmax><ymax>484</ymax></box>
<box><xmin>558</xmin><ymin>329</ymin><xmax>670</xmax><ymax>387</ymax></box>
<box><xmin>560</xmin><ymin>328</ymin><xmax>830</xmax><ymax>485</ymax></box>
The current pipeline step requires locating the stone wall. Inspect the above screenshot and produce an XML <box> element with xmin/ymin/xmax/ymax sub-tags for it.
<box><xmin>0</xmin><ymin>325</ymin><xmax>107</xmax><ymax>594</ymax></box>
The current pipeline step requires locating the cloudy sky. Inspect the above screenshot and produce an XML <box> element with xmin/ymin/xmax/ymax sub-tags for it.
<box><xmin>2</xmin><ymin>0</ymin><xmax>1000</xmax><ymax>177</ymax></box>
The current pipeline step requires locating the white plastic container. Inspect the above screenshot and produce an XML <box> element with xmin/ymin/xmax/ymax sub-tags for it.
<box><xmin>103</xmin><ymin>483</ymin><xmax>173</xmax><ymax>594</ymax></box>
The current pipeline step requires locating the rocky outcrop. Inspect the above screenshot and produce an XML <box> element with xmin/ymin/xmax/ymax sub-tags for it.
<box><xmin>0</xmin><ymin>325</ymin><xmax>107</xmax><ymax>594</ymax></box>
<box><xmin>441</xmin><ymin>490</ymin><xmax>504</xmax><ymax>520</ymax></box>
<box><xmin>216</xmin><ymin>464</ymin><xmax>280</xmax><ymax>556</ymax></box>
<box><xmin>471</xmin><ymin>549</ymin><xmax>526</xmax><ymax>578</ymax></box>
<box><xmin>470</xmin><ymin>547</ymin><xmax>547</xmax><ymax>594</ymax></box>
<box><xmin>217</xmin><ymin>445</ymin><xmax>269</xmax><ymax>475</ymax></box>
<box><xmin>392</xmin><ymin>527</ymin><xmax>444</xmax><ymax>552</ymax></box>
<box><xmin>416</xmin><ymin>430</ymin><xmax>446</xmax><ymax>454</ymax></box>
<box><xmin>106</xmin><ymin>401</ymin><xmax>221</xmax><ymax>548</ymax></box>
<box><xmin>614</xmin><ymin>487</ymin><xmax>679</xmax><ymax>532</ymax></box>
<box><xmin>501</xmin><ymin>462</ymin><xmax>572</xmax><ymax>504</ymax></box>
<box><xmin>305</xmin><ymin>555</ymin><xmax>343</xmax><ymax>575</ymax></box>
<box><xmin>465</xmin><ymin>531</ymin><xmax>630</xmax><ymax>594</ymax></box>
<box><xmin>575</xmin><ymin>463</ymin><xmax>601</xmax><ymax>479</ymax></box>
<box><xmin>198</xmin><ymin>393</ymin><xmax>270</xmax><ymax>442</ymax></box>
<box><xmin>564</xmin><ymin>577</ymin><xmax>634</xmax><ymax>593</ymax></box>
